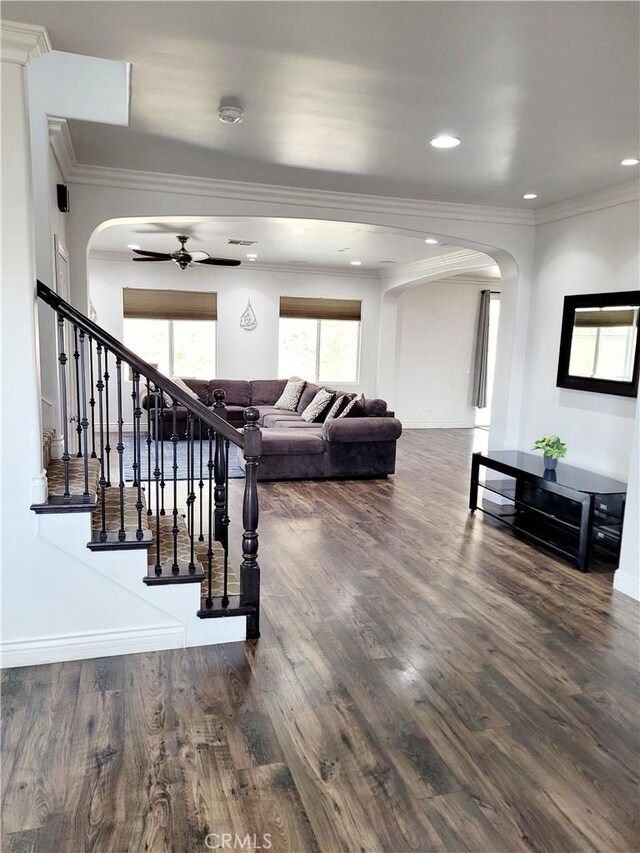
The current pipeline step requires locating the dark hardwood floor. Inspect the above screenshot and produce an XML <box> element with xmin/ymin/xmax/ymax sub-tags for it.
<box><xmin>2</xmin><ymin>429</ymin><xmax>639</xmax><ymax>853</ymax></box>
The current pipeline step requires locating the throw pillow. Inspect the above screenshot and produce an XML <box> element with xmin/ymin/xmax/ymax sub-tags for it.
<box><xmin>324</xmin><ymin>393</ymin><xmax>355</xmax><ymax>421</ymax></box>
<box><xmin>275</xmin><ymin>377</ymin><xmax>306</xmax><ymax>410</ymax></box>
<box><xmin>300</xmin><ymin>387</ymin><xmax>334</xmax><ymax>422</ymax></box>
<box><xmin>338</xmin><ymin>393</ymin><xmax>365</xmax><ymax>418</ymax></box>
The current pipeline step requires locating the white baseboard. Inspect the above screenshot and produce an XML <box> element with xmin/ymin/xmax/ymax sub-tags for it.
<box><xmin>613</xmin><ymin>571</ymin><xmax>640</xmax><ymax>602</ymax></box>
<box><xmin>402</xmin><ymin>420</ymin><xmax>476</xmax><ymax>429</ymax></box>
<box><xmin>1</xmin><ymin>623</ymin><xmax>185</xmax><ymax>668</ymax></box>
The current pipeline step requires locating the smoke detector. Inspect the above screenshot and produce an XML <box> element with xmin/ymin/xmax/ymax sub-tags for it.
<box><xmin>218</xmin><ymin>104</ymin><xmax>244</xmax><ymax>125</ymax></box>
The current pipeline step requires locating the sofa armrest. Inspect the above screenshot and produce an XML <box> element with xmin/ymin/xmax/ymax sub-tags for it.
<box><xmin>321</xmin><ymin>417</ymin><xmax>402</xmax><ymax>444</ymax></box>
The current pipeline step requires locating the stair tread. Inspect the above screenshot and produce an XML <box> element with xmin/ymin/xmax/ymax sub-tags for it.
<box><xmin>91</xmin><ymin>485</ymin><xmax>150</xmax><ymax>540</ymax></box>
<box><xmin>47</xmin><ymin>457</ymin><xmax>101</xmax><ymax>500</ymax></box>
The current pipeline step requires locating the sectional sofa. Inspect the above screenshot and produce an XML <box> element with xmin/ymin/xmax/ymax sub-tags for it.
<box><xmin>145</xmin><ymin>378</ymin><xmax>402</xmax><ymax>481</ymax></box>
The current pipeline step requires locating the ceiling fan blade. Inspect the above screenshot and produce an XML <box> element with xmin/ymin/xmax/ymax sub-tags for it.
<box><xmin>195</xmin><ymin>257</ymin><xmax>242</xmax><ymax>266</ymax></box>
<box><xmin>132</xmin><ymin>257</ymin><xmax>170</xmax><ymax>262</ymax></box>
<box><xmin>189</xmin><ymin>251</ymin><xmax>210</xmax><ymax>261</ymax></box>
<box><xmin>132</xmin><ymin>248</ymin><xmax>172</xmax><ymax>259</ymax></box>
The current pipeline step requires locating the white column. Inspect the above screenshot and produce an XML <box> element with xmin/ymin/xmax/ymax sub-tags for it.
<box><xmin>614</xmin><ymin>397</ymin><xmax>640</xmax><ymax>601</ymax></box>
<box><xmin>1</xmin><ymin>22</ymin><xmax>52</xmax><ymax>507</ymax></box>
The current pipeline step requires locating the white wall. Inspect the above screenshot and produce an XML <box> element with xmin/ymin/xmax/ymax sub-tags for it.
<box><xmin>395</xmin><ymin>278</ymin><xmax>497</xmax><ymax>427</ymax></box>
<box><xmin>522</xmin><ymin>200</ymin><xmax>639</xmax><ymax>480</ymax></box>
<box><xmin>88</xmin><ymin>256</ymin><xmax>380</xmax><ymax>412</ymax></box>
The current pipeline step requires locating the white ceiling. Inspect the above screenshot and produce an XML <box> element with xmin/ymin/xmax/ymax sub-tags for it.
<box><xmin>89</xmin><ymin>215</ymin><xmax>500</xmax><ymax>274</ymax></box>
<box><xmin>6</xmin><ymin>1</ymin><xmax>639</xmax><ymax>207</ymax></box>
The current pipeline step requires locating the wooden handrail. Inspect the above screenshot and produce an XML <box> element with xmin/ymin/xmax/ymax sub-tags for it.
<box><xmin>36</xmin><ymin>280</ymin><xmax>244</xmax><ymax>448</ymax></box>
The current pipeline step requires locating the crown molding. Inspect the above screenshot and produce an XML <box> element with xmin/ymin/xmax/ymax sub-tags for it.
<box><xmin>379</xmin><ymin>248</ymin><xmax>498</xmax><ymax>290</ymax></box>
<box><xmin>48</xmin><ymin>118</ymin><xmax>77</xmax><ymax>181</ymax></box>
<box><xmin>535</xmin><ymin>180</ymin><xmax>640</xmax><ymax>225</ymax></box>
<box><xmin>0</xmin><ymin>20</ymin><xmax>51</xmax><ymax>65</ymax></box>
<box><xmin>69</xmin><ymin>163</ymin><xmax>535</xmax><ymax>227</ymax></box>
<box><xmin>88</xmin><ymin>249</ymin><xmax>375</xmax><ymax>279</ymax></box>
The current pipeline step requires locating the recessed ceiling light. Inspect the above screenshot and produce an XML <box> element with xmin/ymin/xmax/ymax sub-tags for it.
<box><xmin>429</xmin><ymin>135</ymin><xmax>461</xmax><ymax>149</ymax></box>
<box><xmin>350</xmin><ymin>260</ymin><xmax>362</xmax><ymax>266</ymax></box>
<box><xmin>218</xmin><ymin>104</ymin><xmax>244</xmax><ymax>125</ymax></box>
<box><xmin>290</xmin><ymin>227</ymin><xmax>306</xmax><ymax>234</ymax></box>
<box><xmin>621</xmin><ymin>158</ymin><xmax>639</xmax><ymax>166</ymax></box>
<box><xmin>425</xmin><ymin>238</ymin><xmax>439</xmax><ymax>245</ymax></box>
<box><xmin>246</xmin><ymin>253</ymin><xmax>258</xmax><ymax>259</ymax></box>
<box><xmin>127</xmin><ymin>244</ymin><xmax>141</xmax><ymax>250</ymax></box>
<box><xmin>522</xmin><ymin>193</ymin><xmax>538</xmax><ymax>200</ymax></box>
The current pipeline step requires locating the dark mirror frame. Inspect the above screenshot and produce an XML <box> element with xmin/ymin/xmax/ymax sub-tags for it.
<box><xmin>556</xmin><ymin>290</ymin><xmax>640</xmax><ymax>398</ymax></box>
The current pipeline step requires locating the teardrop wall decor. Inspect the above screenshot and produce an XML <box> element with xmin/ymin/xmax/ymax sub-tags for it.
<box><xmin>240</xmin><ymin>299</ymin><xmax>257</xmax><ymax>331</ymax></box>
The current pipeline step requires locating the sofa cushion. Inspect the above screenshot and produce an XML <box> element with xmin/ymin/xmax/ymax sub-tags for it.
<box><xmin>296</xmin><ymin>383</ymin><xmax>320</xmax><ymax>412</ymax></box>
<box><xmin>274</xmin><ymin>377</ymin><xmax>306</xmax><ymax>410</ymax></box>
<box><xmin>250</xmin><ymin>379</ymin><xmax>288</xmax><ymax>406</ymax></box>
<box><xmin>269</xmin><ymin>419</ymin><xmax>321</xmax><ymax>429</ymax></box>
<box><xmin>208</xmin><ymin>379</ymin><xmax>251</xmax><ymax>408</ymax></box>
<box><xmin>253</xmin><ymin>406</ymin><xmax>300</xmax><ymax>426</ymax></box>
<box><xmin>322</xmin><ymin>416</ymin><xmax>403</xmax><ymax>443</ymax></box>
<box><xmin>225</xmin><ymin>405</ymin><xmax>247</xmax><ymax>424</ymax></box>
<box><xmin>363</xmin><ymin>397</ymin><xmax>388</xmax><ymax>417</ymax></box>
<box><xmin>183</xmin><ymin>378</ymin><xmax>210</xmax><ymax>404</ymax></box>
<box><xmin>258</xmin><ymin>429</ymin><xmax>326</xmax><ymax>456</ymax></box>
<box><xmin>262</xmin><ymin>412</ymin><xmax>304</xmax><ymax>428</ymax></box>
<box><xmin>301</xmin><ymin>388</ymin><xmax>334</xmax><ymax>422</ymax></box>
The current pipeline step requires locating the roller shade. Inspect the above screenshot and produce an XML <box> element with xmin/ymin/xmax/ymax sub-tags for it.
<box><xmin>574</xmin><ymin>308</ymin><xmax>637</xmax><ymax>328</ymax></box>
<box><xmin>280</xmin><ymin>296</ymin><xmax>361</xmax><ymax>321</ymax></box>
<box><xmin>123</xmin><ymin>288</ymin><xmax>217</xmax><ymax>321</ymax></box>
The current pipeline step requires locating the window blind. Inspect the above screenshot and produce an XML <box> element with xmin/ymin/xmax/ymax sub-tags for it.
<box><xmin>574</xmin><ymin>308</ymin><xmax>637</xmax><ymax>328</ymax></box>
<box><xmin>279</xmin><ymin>296</ymin><xmax>361</xmax><ymax>321</ymax></box>
<box><xmin>123</xmin><ymin>288</ymin><xmax>217</xmax><ymax>321</ymax></box>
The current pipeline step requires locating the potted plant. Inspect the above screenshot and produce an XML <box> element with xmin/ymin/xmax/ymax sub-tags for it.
<box><xmin>532</xmin><ymin>435</ymin><xmax>567</xmax><ymax>471</ymax></box>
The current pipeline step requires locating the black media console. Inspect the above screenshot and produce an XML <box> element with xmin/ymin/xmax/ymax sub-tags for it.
<box><xmin>469</xmin><ymin>450</ymin><xmax>627</xmax><ymax>572</ymax></box>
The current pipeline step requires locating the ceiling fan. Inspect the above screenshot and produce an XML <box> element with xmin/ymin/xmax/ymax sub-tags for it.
<box><xmin>132</xmin><ymin>235</ymin><xmax>241</xmax><ymax>270</ymax></box>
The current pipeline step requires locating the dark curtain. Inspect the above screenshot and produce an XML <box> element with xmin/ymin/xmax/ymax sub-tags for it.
<box><xmin>472</xmin><ymin>289</ymin><xmax>491</xmax><ymax>408</ymax></box>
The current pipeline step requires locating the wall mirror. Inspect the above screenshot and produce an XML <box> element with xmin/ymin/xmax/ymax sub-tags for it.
<box><xmin>557</xmin><ymin>291</ymin><xmax>640</xmax><ymax>397</ymax></box>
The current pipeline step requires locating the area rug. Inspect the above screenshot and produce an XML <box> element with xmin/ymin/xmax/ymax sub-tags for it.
<box><xmin>119</xmin><ymin>435</ymin><xmax>244</xmax><ymax>481</ymax></box>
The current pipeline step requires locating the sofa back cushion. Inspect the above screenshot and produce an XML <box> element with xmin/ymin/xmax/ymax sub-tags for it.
<box><xmin>296</xmin><ymin>382</ymin><xmax>320</xmax><ymax>412</ymax></box>
<box><xmin>208</xmin><ymin>379</ymin><xmax>251</xmax><ymax>407</ymax></box>
<box><xmin>250</xmin><ymin>379</ymin><xmax>289</xmax><ymax>406</ymax></box>
<box><xmin>363</xmin><ymin>397</ymin><xmax>388</xmax><ymax>417</ymax></box>
<box><xmin>183</xmin><ymin>379</ymin><xmax>212</xmax><ymax>405</ymax></box>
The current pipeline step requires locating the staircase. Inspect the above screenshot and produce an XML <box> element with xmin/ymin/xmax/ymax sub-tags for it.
<box><xmin>32</xmin><ymin>281</ymin><xmax>261</xmax><ymax>640</ymax></box>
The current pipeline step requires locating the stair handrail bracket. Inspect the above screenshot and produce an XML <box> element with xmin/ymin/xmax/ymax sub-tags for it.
<box><xmin>35</xmin><ymin>279</ymin><xmax>262</xmax><ymax>639</ymax></box>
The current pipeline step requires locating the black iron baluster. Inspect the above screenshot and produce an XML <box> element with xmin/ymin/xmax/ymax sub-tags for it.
<box><xmin>133</xmin><ymin>372</ymin><xmax>144</xmax><ymax>540</ymax></box>
<box><xmin>96</xmin><ymin>343</ymin><xmax>107</xmax><ymax>541</ymax></box>
<box><xmin>56</xmin><ymin>313</ymin><xmax>71</xmax><ymax>501</ymax></box>
<box><xmin>188</xmin><ymin>412</ymin><xmax>196</xmax><ymax>573</ymax></box>
<box><xmin>240</xmin><ymin>407</ymin><xmax>262</xmax><ymax>639</ymax></box>
<box><xmin>159</xmin><ymin>394</ymin><xmax>166</xmax><ymax>516</ymax></box>
<box><xmin>131</xmin><ymin>378</ymin><xmax>138</xmax><ymax>488</ymax></box>
<box><xmin>206</xmin><ymin>427</ymin><xmax>214</xmax><ymax>608</ymax></box>
<box><xmin>146</xmin><ymin>379</ymin><xmax>152</xmax><ymax>515</ymax></box>
<box><xmin>213</xmin><ymin>390</ymin><xmax>227</xmax><ymax>548</ymax></box>
<box><xmin>222</xmin><ymin>438</ymin><xmax>230</xmax><ymax>608</ymax></box>
<box><xmin>116</xmin><ymin>358</ymin><xmax>125</xmax><ymax>540</ymax></box>
<box><xmin>88</xmin><ymin>336</ymin><xmax>97</xmax><ymax>458</ymax></box>
<box><xmin>198</xmin><ymin>419</ymin><xmax>204</xmax><ymax>541</ymax></box>
<box><xmin>104</xmin><ymin>349</ymin><xmax>111</xmax><ymax>487</ymax></box>
<box><xmin>78</xmin><ymin>331</ymin><xmax>91</xmax><ymax>501</ymax></box>
<box><xmin>153</xmin><ymin>389</ymin><xmax>162</xmax><ymax>575</ymax></box>
<box><xmin>171</xmin><ymin>400</ymin><xmax>179</xmax><ymax>575</ymax></box>
<box><xmin>73</xmin><ymin>325</ymin><xmax>82</xmax><ymax>457</ymax></box>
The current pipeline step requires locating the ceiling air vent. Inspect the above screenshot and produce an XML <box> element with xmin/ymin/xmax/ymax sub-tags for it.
<box><xmin>227</xmin><ymin>239</ymin><xmax>256</xmax><ymax>246</ymax></box>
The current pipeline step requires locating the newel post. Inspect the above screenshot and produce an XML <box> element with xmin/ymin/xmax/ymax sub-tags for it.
<box><xmin>241</xmin><ymin>406</ymin><xmax>261</xmax><ymax>639</ymax></box>
<box><xmin>212</xmin><ymin>389</ymin><xmax>228</xmax><ymax>547</ymax></box>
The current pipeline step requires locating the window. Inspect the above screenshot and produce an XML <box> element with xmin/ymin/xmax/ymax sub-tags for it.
<box><xmin>278</xmin><ymin>297</ymin><xmax>361</xmax><ymax>383</ymax></box>
<box><xmin>123</xmin><ymin>288</ymin><xmax>216</xmax><ymax>377</ymax></box>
